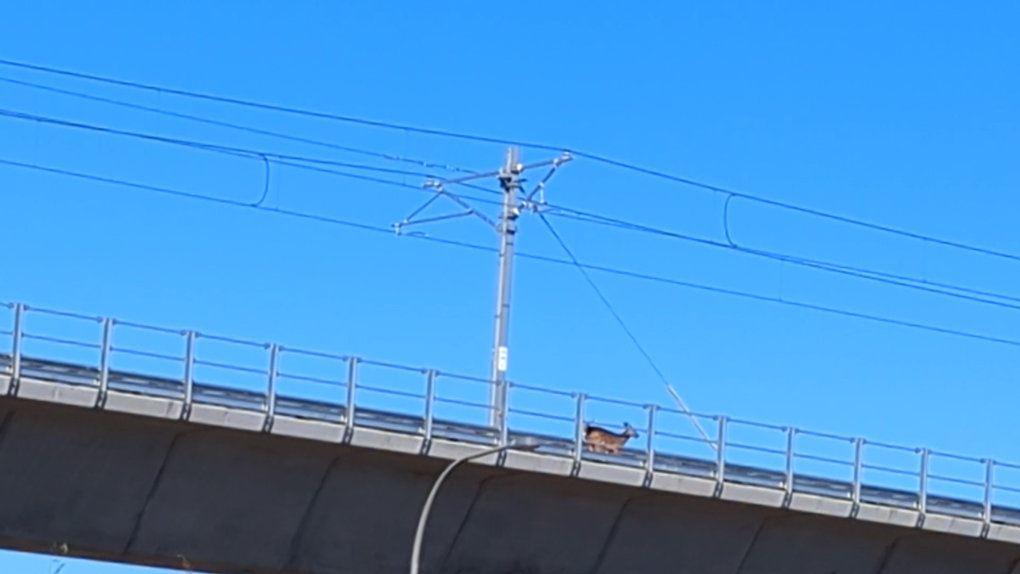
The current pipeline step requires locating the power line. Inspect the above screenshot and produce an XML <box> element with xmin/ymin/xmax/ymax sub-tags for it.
<box><xmin>537</xmin><ymin>213</ymin><xmax>715</xmax><ymax>448</ymax></box>
<box><xmin>7</xmin><ymin>104</ymin><xmax>1019</xmax><ymax>315</ymax></box>
<box><xmin>0</xmin><ymin>108</ymin><xmax>434</xmax><ymax>178</ymax></box>
<box><xmin>545</xmin><ymin>207</ymin><xmax>1020</xmax><ymax>312</ymax></box>
<box><xmin>0</xmin><ymin>58</ymin><xmax>563</xmax><ymax>152</ymax></box>
<box><xmin>6</xmin><ymin>156</ymin><xmax>1020</xmax><ymax>351</ymax></box>
<box><xmin>0</xmin><ymin>74</ymin><xmax>478</xmax><ymax>175</ymax></box>
<box><xmin>4</xmin><ymin>57</ymin><xmax>1019</xmax><ymax>268</ymax></box>
<box><xmin>0</xmin><ymin>108</ymin><xmax>504</xmax><ymax>208</ymax></box>
<box><xmin>0</xmin><ymin>157</ymin><xmax>494</xmax><ymax>254</ymax></box>
<box><xmin>571</xmin><ymin>153</ymin><xmax>1020</xmax><ymax>266</ymax></box>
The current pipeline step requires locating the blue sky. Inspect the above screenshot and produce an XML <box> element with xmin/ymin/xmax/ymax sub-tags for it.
<box><xmin>2</xmin><ymin>0</ymin><xmax>1020</xmax><ymax>571</ymax></box>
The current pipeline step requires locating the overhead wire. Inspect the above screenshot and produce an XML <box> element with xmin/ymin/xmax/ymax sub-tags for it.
<box><xmin>545</xmin><ymin>207</ymin><xmax>1020</xmax><ymax>312</ymax></box>
<box><xmin>0</xmin><ymin>108</ymin><xmax>436</xmax><ymax>179</ymax></box>
<box><xmin>5</xmin><ymin>103</ymin><xmax>1020</xmax><ymax>317</ymax></box>
<box><xmin>569</xmin><ymin>152</ymin><xmax>1020</xmax><ymax>266</ymax></box>
<box><xmin>0</xmin><ymin>58</ymin><xmax>562</xmax><ymax>152</ymax></box>
<box><xmin>0</xmin><ymin>74</ymin><xmax>478</xmax><ymax>175</ymax></box>
<box><xmin>6</xmin><ymin>104</ymin><xmax>1020</xmax><ymax>314</ymax></box>
<box><xmin>0</xmin><ymin>108</ymin><xmax>503</xmax><ymax>208</ymax></box>
<box><xmin>4</xmin><ymin>57</ymin><xmax>1019</xmax><ymax>268</ymax></box>
<box><xmin>5</xmin><ymin>156</ymin><xmax>1020</xmax><ymax>352</ymax></box>
<box><xmin>537</xmin><ymin>213</ymin><xmax>716</xmax><ymax>449</ymax></box>
<box><xmin>0</xmin><ymin>157</ymin><xmax>495</xmax><ymax>254</ymax></box>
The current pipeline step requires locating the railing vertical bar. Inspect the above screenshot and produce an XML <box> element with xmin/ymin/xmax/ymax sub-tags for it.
<box><xmin>645</xmin><ymin>404</ymin><xmax>657</xmax><ymax>473</ymax></box>
<box><xmin>346</xmin><ymin>357</ymin><xmax>359</xmax><ymax>428</ymax></box>
<box><xmin>716</xmin><ymin>416</ymin><xmax>728</xmax><ymax>486</ymax></box>
<box><xmin>499</xmin><ymin>382</ymin><xmax>510</xmax><ymax>446</ymax></box>
<box><xmin>574</xmin><ymin>393</ymin><xmax>586</xmax><ymax>463</ymax></box>
<box><xmin>785</xmin><ymin>427</ymin><xmax>796</xmax><ymax>496</ymax></box>
<box><xmin>263</xmin><ymin>344</ymin><xmax>279</xmax><ymax>432</ymax></box>
<box><xmin>423</xmin><ymin>369</ymin><xmax>436</xmax><ymax>442</ymax></box>
<box><xmin>182</xmin><ymin>331</ymin><xmax>195</xmax><ymax>420</ymax></box>
<box><xmin>9</xmin><ymin>303</ymin><xmax>24</xmax><ymax>395</ymax></box>
<box><xmin>984</xmin><ymin>459</ymin><xmax>995</xmax><ymax>526</ymax></box>
<box><xmin>919</xmin><ymin>448</ymin><xmax>929</xmax><ymax>515</ymax></box>
<box><xmin>96</xmin><ymin>317</ymin><xmax>113</xmax><ymax>408</ymax></box>
<box><xmin>852</xmin><ymin>438</ymin><xmax>864</xmax><ymax>507</ymax></box>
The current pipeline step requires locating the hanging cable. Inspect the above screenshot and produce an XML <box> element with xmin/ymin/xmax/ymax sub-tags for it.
<box><xmin>538</xmin><ymin>212</ymin><xmax>718</xmax><ymax>449</ymax></box>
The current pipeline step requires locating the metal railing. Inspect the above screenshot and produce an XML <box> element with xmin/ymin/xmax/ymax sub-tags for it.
<box><xmin>2</xmin><ymin>300</ymin><xmax>1019</xmax><ymax>528</ymax></box>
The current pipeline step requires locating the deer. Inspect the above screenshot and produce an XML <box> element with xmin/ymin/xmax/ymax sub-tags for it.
<box><xmin>584</xmin><ymin>422</ymin><xmax>638</xmax><ymax>454</ymax></box>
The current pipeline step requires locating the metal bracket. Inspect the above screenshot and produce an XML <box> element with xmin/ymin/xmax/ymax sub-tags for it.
<box><xmin>393</xmin><ymin>183</ymin><xmax>497</xmax><ymax>235</ymax></box>
<box><xmin>523</xmin><ymin>152</ymin><xmax>572</xmax><ymax>211</ymax></box>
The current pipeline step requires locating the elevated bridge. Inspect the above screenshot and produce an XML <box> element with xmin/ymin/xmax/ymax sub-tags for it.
<box><xmin>1</xmin><ymin>302</ymin><xmax>1019</xmax><ymax>574</ymax></box>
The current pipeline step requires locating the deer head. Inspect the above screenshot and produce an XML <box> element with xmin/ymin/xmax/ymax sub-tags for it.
<box><xmin>622</xmin><ymin>422</ymin><xmax>638</xmax><ymax>439</ymax></box>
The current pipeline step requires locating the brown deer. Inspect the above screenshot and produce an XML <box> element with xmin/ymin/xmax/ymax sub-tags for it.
<box><xmin>584</xmin><ymin>422</ymin><xmax>638</xmax><ymax>454</ymax></box>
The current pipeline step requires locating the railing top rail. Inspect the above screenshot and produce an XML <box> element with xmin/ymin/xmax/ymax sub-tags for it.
<box><xmin>438</xmin><ymin>371</ymin><xmax>492</xmax><ymax>385</ymax></box>
<box><xmin>796</xmin><ymin>428</ymin><xmax>856</xmax><ymax>443</ymax></box>
<box><xmin>929</xmin><ymin>449</ymin><xmax>987</xmax><ymax>465</ymax></box>
<box><xmin>656</xmin><ymin>404</ymin><xmax>716</xmax><ymax>420</ymax></box>
<box><xmin>115</xmin><ymin>320</ymin><xmax>186</xmax><ymax>336</ymax></box>
<box><xmin>25</xmin><ymin>305</ymin><xmax>102</xmax><ymax>322</ymax></box>
<box><xmin>279</xmin><ymin>347</ymin><xmax>351</xmax><ymax>362</ymax></box>
<box><xmin>585</xmin><ymin>392</ymin><xmax>648</xmax><ymax>409</ymax></box>
<box><xmin>863</xmin><ymin>439</ymin><xmax>920</xmax><ymax>454</ymax></box>
<box><xmin>728</xmin><ymin>416</ymin><xmax>788</xmax><ymax>432</ymax></box>
<box><xmin>358</xmin><ymin>358</ymin><xmax>429</xmax><ymax>374</ymax></box>
<box><xmin>509</xmin><ymin>381</ymin><xmax>575</xmax><ymax>398</ymax></box>
<box><xmin>197</xmin><ymin>332</ymin><xmax>270</xmax><ymax>349</ymax></box>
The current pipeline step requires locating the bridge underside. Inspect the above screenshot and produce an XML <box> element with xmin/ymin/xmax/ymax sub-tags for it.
<box><xmin>0</xmin><ymin>396</ymin><xmax>1017</xmax><ymax>574</ymax></box>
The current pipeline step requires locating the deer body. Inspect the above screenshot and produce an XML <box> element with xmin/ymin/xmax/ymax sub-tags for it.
<box><xmin>584</xmin><ymin>422</ymin><xmax>638</xmax><ymax>454</ymax></box>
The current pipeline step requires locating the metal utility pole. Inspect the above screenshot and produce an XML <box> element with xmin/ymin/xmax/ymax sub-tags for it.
<box><xmin>393</xmin><ymin>146</ymin><xmax>571</xmax><ymax>429</ymax></box>
<box><xmin>489</xmin><ymin>147</ymin><xmax>522</xmax><ymax>426</ymax></box>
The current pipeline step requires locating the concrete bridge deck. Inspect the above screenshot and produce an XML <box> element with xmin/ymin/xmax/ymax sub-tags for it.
<box><xmin>1</xmin><ymin>356</ymin><xmax>1019</xmax><ymax>574</ymax></box>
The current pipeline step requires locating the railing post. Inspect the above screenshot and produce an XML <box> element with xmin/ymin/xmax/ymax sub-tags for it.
<box><xmin>345</xmin><ymin>357</ymin><xmax>359</xmax><ymax>428</ymax></box>
<box><xmin>423</xmin><ymin>369</ymin><xmax>437</xmax><ymax>443</ymax></box>
<box><xmin>785</xmin><ymin>427</ymin><xmax>796</xmax><ymax>496</ymax></box>
<box><xmin>9</xmin><ymin>303</ymin><xmax>24</xmax><ymax>396</ymax></box>
<box><xmin>919</xmin><ymin>448</ymin><xmax>930</xmax><ymax>516</ymax></box>
<box><xmin>263</xmin><ymin>344</ymin><xmax>279</xmax><ymax>432</ymax></box>
<box><xmin>498</xmin><ymin>383</ymin><xmax>511</xmax><ymax>446</ymax></box>
<box><xmin>852</xmin><ymin>438</ymin><xmax>864</xmax><ymax>507</ymax></box>
<box><xmin>96</xmin><ymin>317</ymin><xmax>113</xmax><ymax>408</ymax></box>
<box><xmin>645</xmin><ymin>404</ymin><xmax>657</xmax><ymax>473</ymax></box>
<box><xmin>984</xmin><ymin>459</ymin><xmax>995</xmax><ymax>526</ymax></box>
<box><xmin>573</xmin><ymin>393</ymin><xmax>586</xmax><ymax>463</ymax></box>
<box><xmin>499</xmin><ymin>379</ymin><xmax>510</xmax><ymax>442</ymax></box>
<box><xmin>716</xmin><ymin>416</ymin><xmax>728</xmax><ymax>487</ymax></box>
<box><xmin>181</xmin><ymin>330</ymin><xmax>196</xmax><ymax>420</ymax></box>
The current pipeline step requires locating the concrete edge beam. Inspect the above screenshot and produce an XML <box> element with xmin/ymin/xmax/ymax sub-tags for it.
<box><xmin>3</xmin><ymin>373</ymin><xmax>1019</xmax><ymax>547</ymax></box>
